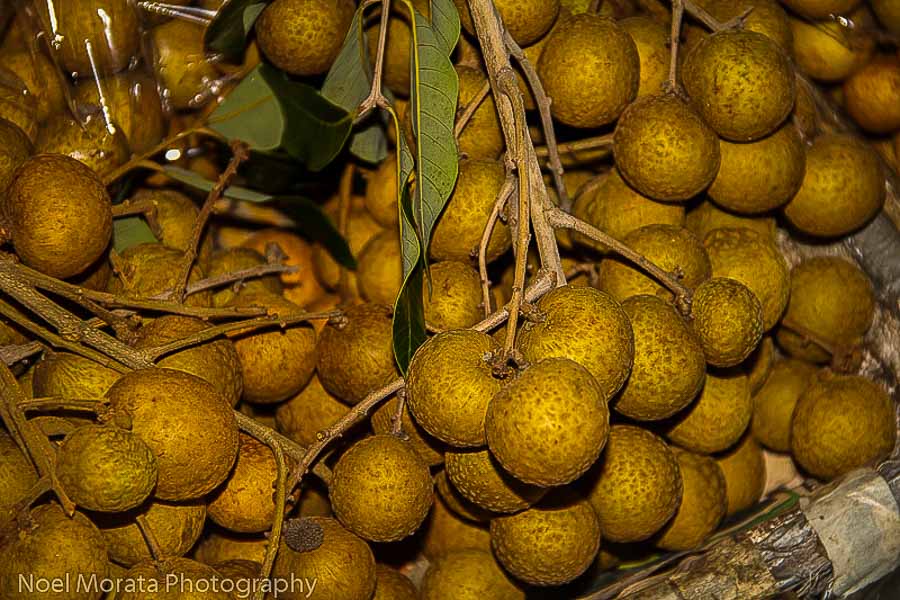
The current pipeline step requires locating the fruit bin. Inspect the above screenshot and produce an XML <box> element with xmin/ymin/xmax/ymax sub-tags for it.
<box><xmin>2</xmin><ymin>0</ymin><xmax>900</xmax><ymax>598</ymax></box>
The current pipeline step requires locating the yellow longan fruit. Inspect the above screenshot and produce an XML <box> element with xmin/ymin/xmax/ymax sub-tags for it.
<box><xmin>843</xmin><ymin>55</ymin><xmax>900</xmax><ymax>133</ymax></box>
<box><xmin>666</xmin><ymin>369</ymin><xmax>753</xmax><ymax>454</ymax></box>
<box><xmin>790</xmin><ymin>17</ymin><xmax>873</xmax><ymax>82</ymax></box>
<box><xmin>751</xmin><ymin>359</ymin><xmax>818</xmax><ymax>452</ymax></box>
<box><xmin>656</xmin><ymin>448</ymin><xmax>727</xmax><ymax>551</ymax></box>
<box><xmin>715</xmin><ymin>433</ymin><xmax>766</xmax><ymax>515</ymax></box>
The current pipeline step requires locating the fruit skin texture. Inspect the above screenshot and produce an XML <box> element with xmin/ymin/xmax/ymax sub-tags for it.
<box><xmin>317</xmin><ymin>303</ymin><xmax>399</xmax><ymax>405</ymax></box>
<box><xmin>843</xmin><ymin>56</ymin><xmax>900</xmax><ymax>134</ymax></box>
<box><xmin>421</xmin><ymin>494</ymin><xmax>492</xmax><ymax>560</ymax></box>
<box><xmin>751</xmin><ymin>359</ymin><xmax>817</xmax><ymax>452</ymax></box>
<box><xmin>73</xmin><ymin>73</ymin><xmax>166</xmax><ymax>154</ymax></box>
<box><xmin>620</xmin><ymin>16</ymin><xmax>669</xmax><ymax>98</ymax></box>
<box><xmin>790</xmin><ymin>18</ymin><xmax>873</xmax><ymax>82</ymax></box>
<box><xmin>434</xmin><ymin>469</ymin><xmax>494</xmax><ymax>522</ymax></box>
<box><xmin>683</xmin><ymin>30</ymin><xmax>795</xmax><ymax>141</ymax></box>
<box><xmin>538</xmin><ymin>15</ymin><xmax>639</xmax><ymax>128</ymax></box>
<box><xmin>518</xmin><ymin>285</ymin><xmax>634</xmax><ymax>399</ymax></box>
<box><xmin>3</xmin><ymin>50</ymin><xmax>67</xmax><ymax>121</ymax></box>
<box><xmin>57</xmin><ymin>425</ymin><xmax>157</xmax><ymax>513</ymax></box>
<box><xmin>0</xmin><ymin>430</ymin><xmax>38</xmax><ymax>533</ymax></box>
<box><xmin>407</xmin><ymin>330</ymin><xmax>502</xmax><ymax>447</ymax></box>
<box><xmin>35</xmin><ymin>112</ymin><xmax>130</xmax><ymax>176</ymax></box>
<box><xmin>371</xmin><ymin>396</ymin><xmax>444</xmax><ymax>466</ymax></box>
<box><xmin>357</xmin><ymin>230</ymin><xmax>402</xmax><ymax>305</ymax></box>
<box><xmin>777</xmin><ymin>257</ymin><xmax>875</xmax><ymax>363</ymax></box>
<box><xmin>118</xmin><ymin>558</ymin><xmax>232</xmax><ymax>600</ymax></box>
<box><xmin>373</xmin><ymin>564</ymin><xmax>418</xmax><ymax>600</ymax></box>
<box><xmin>33</xmin><ymin>352</ymin><xmax>121</xmax><ymax>399</ymax></box>
<box><xmin>613</xmin><ymin>93</ymin><xmax>721</xmax><ymax>201</ymax></box>
<box><xmin>330</xmin><ymin>435</ymin><xmax>433</xmax><ymax>542</ymax></box>
<box><xmin>455</xmin><ymin>0</ymin><xmax>560</xmax><ymax>46</ymax></box>
<box><xmin>703</xmin><ymin>0</ymin><xmax>793</xmax><ymax>54</ymax></box>
<box><xmin>208</xmin><ymin>433</ymin><xmax>280</xmax><ymax>534</ymax></box>
<box><xmin>276</xmin><ymin>374</ymin><xmax>349</xmax><ymax>447</ymax></box>
<box><xmin>134</xmin><ymin>315</ymin><xmax>243</xmax><ymax>407</ymax></box>
<box><xmin>456</xmin><ymin>65</ymin><xmax>504</xmax><ymax>159</ymax></box>
<box><xmin>313</xmin><ymin>207</ymin><xmax>383</xmax><ymax>294</ymax></box>
<box><xmin>715</xmin><ymin>433</ymin><xmax>766</xmax><ymax>515</ymax></box>
<box><xmin>106</xmin><ymin>368</ymin><xmax>239</xmax><ymax>501</ymax></box>
<box><xmin>0</xmin><ymin>503</ymin><xmax>108</xmax><ymax>600</ymax></box>
<box><xmin>791</xmin><ymin>374</ymin><xmax>896</xmax><ymax>481</ymax></box>
<box><xmin>783</xmin><ymin>134</ymin><xmax>885</xmax><ymax>238</ymax></box>
<box><xmin>229</xmin><ymin>292</ymin><xmax>317</xmax><ymax>404</ymax></box>
<box><xmin>420</xmin><ymin>549</ymin><xmax>525</xmax><ymax>600</ymax></box>
<box><xmin>686</xmin><ymin>201</ymin><xmax>776</xmax><ymax>241</ymax></box>
<box><xmin>109</xmin><ymin>243</ymin><xmax>212</xmax><ymax>307</ymax></box>
<box><xmin>667</xmin><ymin>369</ymin><xmax>753</xmax><ymax>454</ymax></box>
<box><xmin>491</xmin><ymin>496</ymin><xmax>601</xmax><ymax>586</ymax></box>
<box><xmin>656</xmin><ymin>448</ymin><xmax>727</xmax><ymax>551</ymax></box>
<box><xmin>0</xmin><ymin>117</ymin><xmax>30</xmax><ymax>193</ymax></box>
<box><xmin>692</xmin><ymin>277</ymin><xmax>764</xmax><ymax>368</ymax></box>
<box><xmin>487</xmin><ymin>358</ymin><xmax>610</xmax><ymax>486</ymax></box>
<box><xmin>151</xmin><ymin>19</ymin><xmax>221</xmax><ymax>110</ymax></box>
<box><xmin>573</xmin><ymin>170</ymin><xmax>686</xmax><ymax>250</ymax></box>
<box><xmin>96</xmin><ymin>500</ymin><xmax>206</xmax><ymax>567</ymax></box>
<box><xmin>782</xmin><ymin>0</ymin><xmax>861</xmax><ymax>19</ymax></box>
<box><xmin>703</xmin><ymin>227</ymin><xmax>790</xmax><ymax>331</ymax></box>
<box><xmin>708</xmin><ymin>123</ymin><xmax>806</xmax><ymax>214</ymax></box>
<box><xmin>193</xmin><ymin>528</ymin><xmax>268</xmax><ymax>565</ymax></box>
<box><xmin>272</xmin><ymin>517</ymin><xmax>376</xmax><ymax>600</ymax></box>
<box><xmin>599</xmin><ymin>224</ymin><xmax>710</xmax><ymax>303</ymax></box>
<box><xmin>256</xmin><ymin>0</ymin><xmax>354</xmax><ymax>77</ymax></box>
<box><xmin>615</xmin><ymin>296</ymin><xmax>706</xmax><ymax>421</ymax></box>
<box><xmin>207</xmin><ymin>247</ymin><xmax>283</xmax><ymax>307</ymax></box>
<box><xmin>587</xmin><ymin>425</ymin><xmax>683</xmax><ymax>543</ymax></box>
<box><xmin>4</xmin><ymin>153</ymin><xmax>112</xmax><ymax>279</ymax></box>
<box><xmin>445</xmin><ymin>449</ymin><xmax>546</xmax><ymax>513</ymax></box>
<box><xmin>36</xmin><ymin>0</ymin><xmax>140</xmax><ymax>77</ymax></box>
<box><xmin>430</xmin><ymin>159</ymin><xmax>511</xmax><ymax>263</ymax></box>
<box><xmin>424</xmin><ymin>261</ymin><xmax>484</xmax><ymax>330</ymax></box>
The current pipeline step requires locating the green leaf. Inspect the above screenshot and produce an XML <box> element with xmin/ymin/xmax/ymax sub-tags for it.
<box><xmin>162</xmin><ymin>166</ymin><xmax>275</xmax><ymax>203</ymax></box>
<box><xmin>262</xmin><ymin>65</ymin><xmax>354</xmax><ymax>170</ymax></box>
<box><xmin>274</xmin><ymin>197</ymin><xmax>356</xmax><ymax>270</ymax></box>
<box><xmin>208</xmin><ymin>64</ymin><xmax>353</xmax><ymax>171</ymax></box>
<box><xmin>321</xmin><ymin>5</ymin><xmax>389</xmax><ymax>164</ymax></box>
<box><xmin>204</xmin><ymin>0</ymin><xmax>268</xmax><ymax>62</ymax></box>
<box><xmin>391</xmin><ymin>107</ymin><xmax>426</xmax><ymax>373</ymax></box>
<box><xmin>113</xmin><ymin>216</ymin><xmax>158</xmax><ymax>253</ymax></box>
<box><xmin>407</xmin><ymin>0</ymin><xmax>460</xmax><ymax>261</ymax></box>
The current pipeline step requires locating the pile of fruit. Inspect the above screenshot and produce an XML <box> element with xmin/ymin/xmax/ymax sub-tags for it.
<box><xmin>0</xmin><ymin>0</ymin><xmax>897</xmax><ymax>598</ymax></box>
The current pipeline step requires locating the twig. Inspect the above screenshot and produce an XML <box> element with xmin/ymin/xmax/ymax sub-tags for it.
<box><xmin>548</xmin><ymin>208</ymin><xmax>693</xmax><ymax>314</ymax></box>
<box><xmin>170</xmin><ymin>141</ymin><xmax>250</xmax><ymax>303</ymax></box>
<box><xmin>144</xmin><ymin>310</ymin><xmax>342</xmax><ymax>360</ymax></box>
<box><xmin>0</xmin><ymin>341</ymin><xmax>43</xmax><ymax>365</ymax></box>
<box><xmin>0</xmin><ymin>363</ymin><xmax>75</xmax><ymax>514</ymax></box>
<box><xmin>667</xmin><ymin>0</ymin><xmax>685</xmax><ymax>91</ymax></box>
<box><xmin>505</xmin><ymin>32</ymin><xmax>571</xmax><ymax>213</ymax></box>
<box><xmin>681</xmin><ymin>0</ymin><xmax>751</xmax><ymax>32</ymax></box>
<box><xmin>391</xmin><ymin>388</ymin><xmax>407</xmax><ymax>436</ymax></box>
<box><xmin>355</xmin><ymin>0</ymin><xmax>393</xmax><ymax>123</ymax></box>
<box><xmin>533</xmin><ymin>134</ymin><xmax>614</xmax><ymax>158</ymax></box>
<box><xmin>18</xmin><ymin>398</ymin><xmax>106</xmax><ymax>413</ymax></box>
<box><xmin>0</xmin><ymin>298</ymin><xmax>131</xmax><ymax>373</ymax></box>
<box><xmin>454</xmin><ymin>79</ymin><xmax>491</xmax><ymax>139</ymax></box>
<box><xmin>478</xmin><ymin>174</ymin><xmax>516</xmax><ymax>317</ymax></box>
<box><xmin>135</xmin><ymin>514</ymin><xmax>164</xmax><ymax>560</ymax></box>
<box><xmin>467</xmin><ymin>0</ymin><xmax>565</xmax><ymax>286</ymax></box>
<box><xmin>149</xmin><ymin>264</ymin><xmax>299</xmax><ymax>300</ymax></box>
<box><xmin>502</xmin><ymin>92</ymin><xmax>532</xmax><ymax>358</ymax></box>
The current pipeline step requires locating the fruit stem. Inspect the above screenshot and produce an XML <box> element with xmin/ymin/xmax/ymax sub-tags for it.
<box><xmin>532</xmin><ymin>133</ymin><xmax>614</xmax><ymax>160</ymax></box>
<box><xmin>0</xmin><ymin>362</ymin><xmax>76</xmax><ymax>515</ymax></box>
<box><xmin>667</xmin><ymin>0</ymin><xmax>686</xmax><ymax>92</ymax></box>
<box><xmin>149</xmin><ymin>263</ymin><xmax>300</xmax><ymax>301</ymax></box>
<box><xmin>454</xmin><ymin>79</ymin><xmax>492</xmax><ymax>139</ymax></box>
<box><xmin>354</xmin><ymin>0</ymin><xmax>394</xmax><ymax>124</ymax></box>
<box><xmin>0</xmin><ymin>341</ymin><xmax>43</xmax><ymax>366</ymax></box>
<box><xmin>18</xmin><ymin>398</ymin><xmax>106</xmax><ymax>415</ymax></box>
<box><xmin>478</xmin><ymin>172</ymin><xmax>516</xmax><ymax>318</ymax></box>
<box><xmin>547</xmin><ymin>208</ymin><xmax>694</xmax><ymax>314</ymax></box>
<box><xmin>391</xmin><ymin>388</ymin><xmax>408</xmax><ymax>436</ymax></box>
<box><xmin>169</xmin><ymin>141</ymin><xmax>250</xmax><ymax>304</ymax></box>
<box><xmin>135</xmin><ymin>514</ymin><xmax>164</xmax><ymax>561</ymax></box>
<box><xmin>467</xmin><ymin>0</ymin><xmax>566</xmax><ymax>287</ymax></box>
<box><xmin>506</xmin><ymin>31</ymin><xmax>572</xmax><ymax>214</ymax></box>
